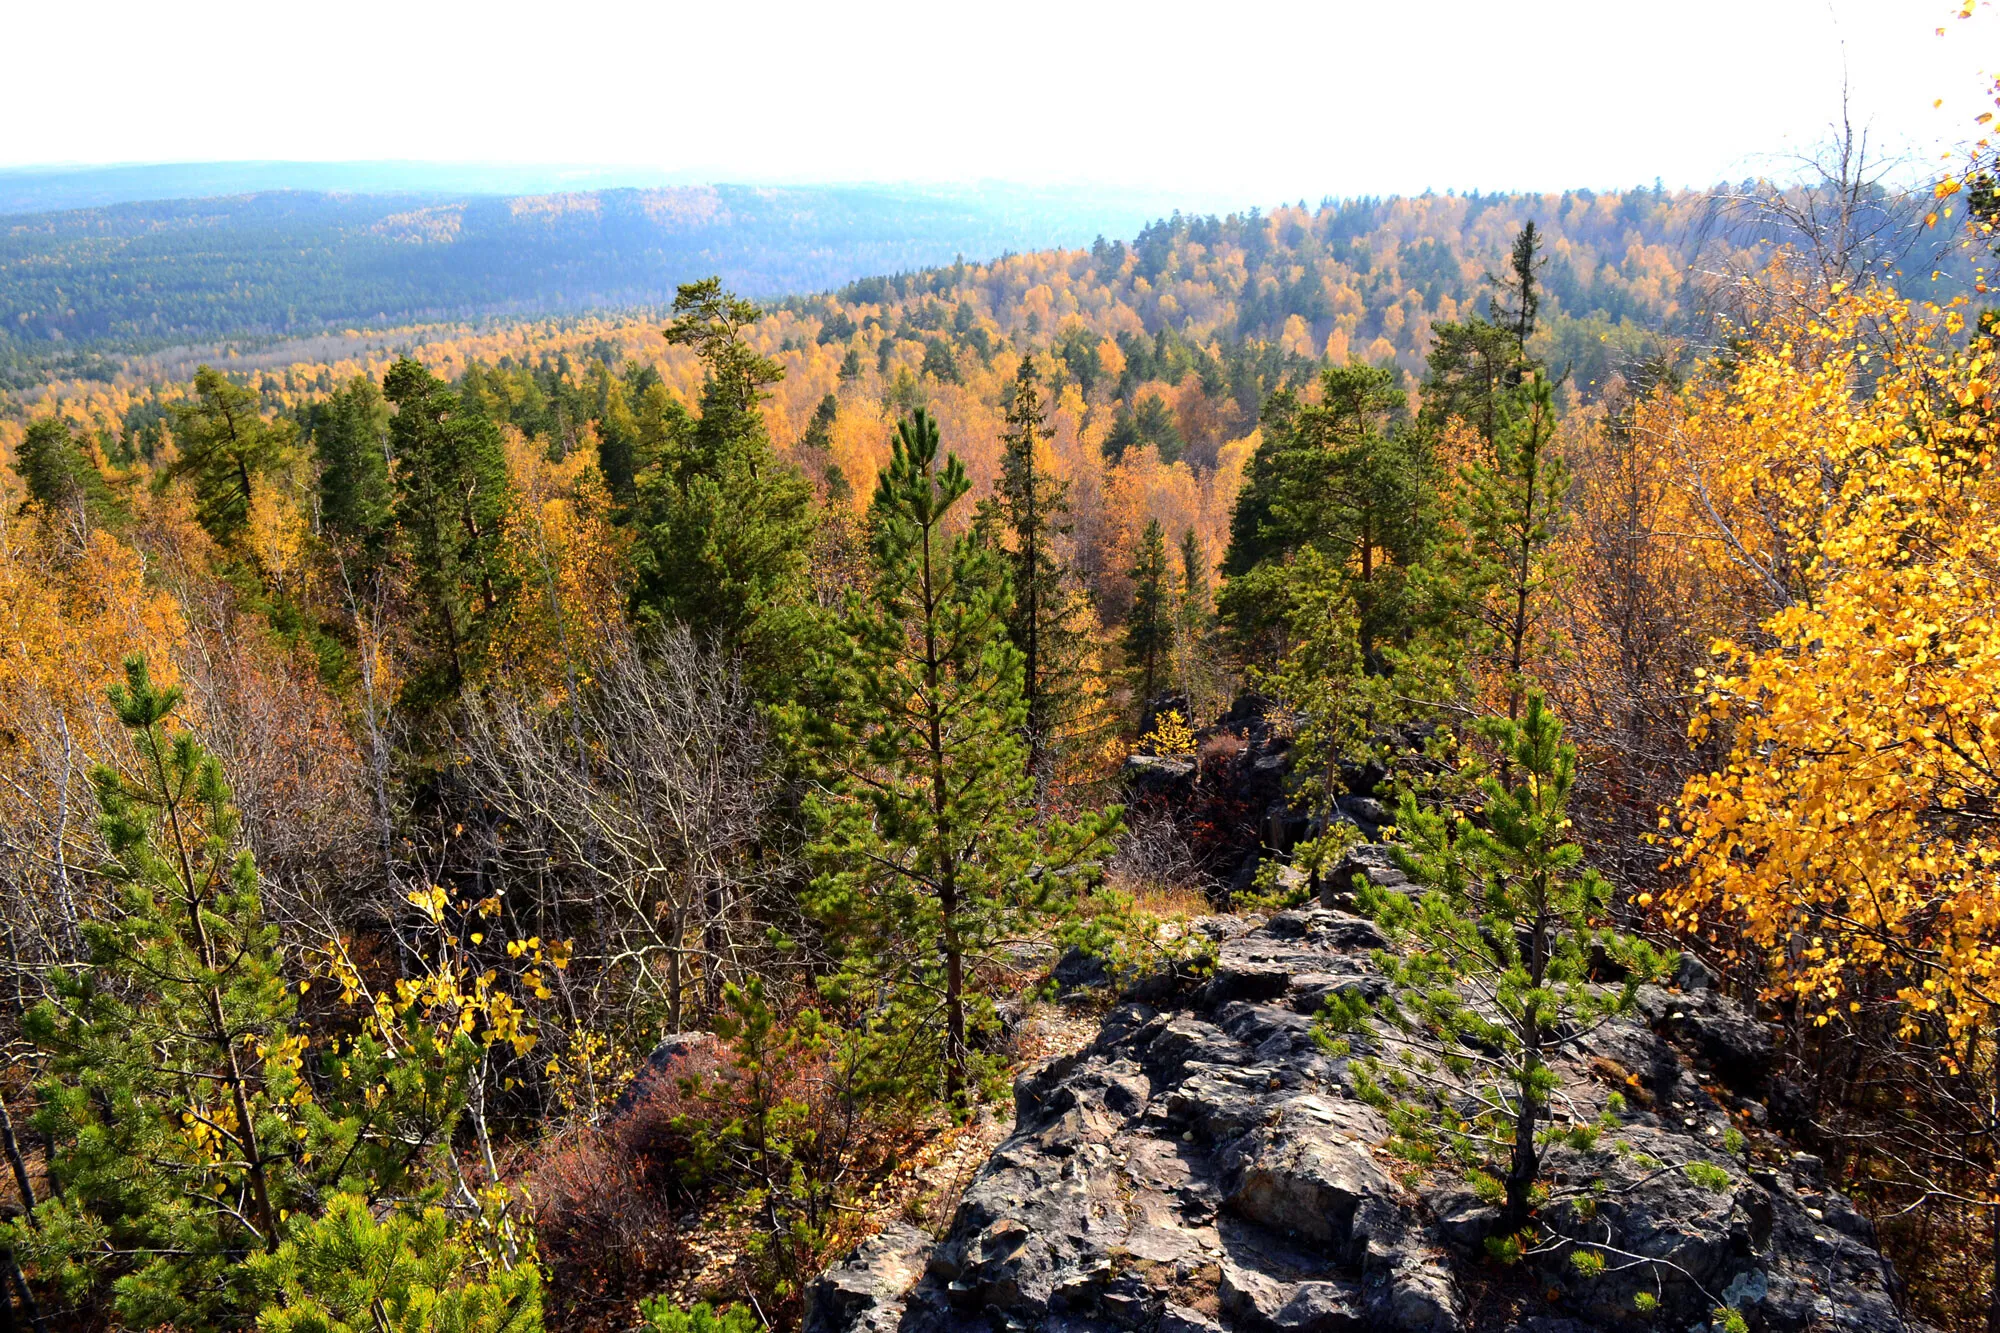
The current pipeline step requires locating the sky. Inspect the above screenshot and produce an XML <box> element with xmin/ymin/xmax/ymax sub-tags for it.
<box><xmin>6</xmin><ymin>0</ymin><xmax>1995</xmax><ymax>206</ymax></box>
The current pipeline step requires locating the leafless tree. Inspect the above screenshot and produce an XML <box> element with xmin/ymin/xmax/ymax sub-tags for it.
<box><xmin>447</xmin><ymin>624</ymin><xmax>789</xmax><ymax>1041</ymax></box>
<box><xmin>1693</xmin><ymin>80</ymin><xmax>1958</xmax><ymax>339</ymax></box>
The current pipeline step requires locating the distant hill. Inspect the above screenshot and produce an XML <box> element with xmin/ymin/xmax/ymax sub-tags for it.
<box><xmin>0</xmin><ymin>161</ymin><xmax>705</xmax><ymax>216</ymax></box>
<box><xmin>0</xmin><ymin>178</ymin><xmax>1197</xmax><ymax>385</ymax></box>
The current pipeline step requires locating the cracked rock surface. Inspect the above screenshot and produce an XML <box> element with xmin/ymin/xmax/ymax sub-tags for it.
<box><xmin>804</xmin><ymin>906</ymin><xmax>1923</xmax><ymax>1333</ymax></box>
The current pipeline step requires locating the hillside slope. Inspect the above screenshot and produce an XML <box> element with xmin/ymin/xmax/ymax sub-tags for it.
<box><xmin>0</xmin><ymin>180</ymin><xmax>1182</xmax><ymax>367</ymax></box>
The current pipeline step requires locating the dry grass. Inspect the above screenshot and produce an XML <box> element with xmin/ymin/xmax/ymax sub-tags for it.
<box><xmin>1130</xmin><ymin>883</ymin><xmax>1214</xmax><ymax>920</ymax></box>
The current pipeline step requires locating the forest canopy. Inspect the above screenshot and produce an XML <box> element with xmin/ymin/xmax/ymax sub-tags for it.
<box><xmin>2</xmin><ymin>92</ymin><xmax>2000</xmax><ymax>1332</ymax></box>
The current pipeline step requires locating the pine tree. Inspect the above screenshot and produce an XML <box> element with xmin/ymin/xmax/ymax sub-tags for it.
<box><xmin>629</xmin><ymin>280</ymin><xmax>818</xmax><ymax>684</ymax></box>
<box><xmin>1329</xmin><ymin>694</ymin><xmax>1665</xmax><ymax>1231</ymax></box>
<box><xmin>1219</xmin><ymin>364</ymin><xmax>1431</xmax><ymax>674</ymax></box>
<box><xmin>1417</xmin><ymin>319</ymin><xmax>1518</xmax><ymax>444</ymax></box>
<box><xmin>1124</xmin><ymin>519</ymin><xmax>1171</xmax><ymax>715</ymax></box>
<box><xmin>308</xmin><ymin>374</ymin><xmax>393</xmax><ymax>551</ymax></box>
<box><xmin>383</xmin><ymin>357</ymin><xmax>516</xmax><ymax>701</ymax></box>
<box><xmin>796</xmin><ymin>409</ymin><xmax>1116</xmax><ymax>1106</ymax></box>
<box><xmin>169</xmin><ymin>365</ymin><xmax>297</xmax><ymax>547</ymax></box>
<box><xmin>5</xmin><ymin>659</ymin><xmax>474</xmax><ymax>1327</ymax></box>
<box><xmin>974</xmin><ymin>361</ymin><xmax>1090</xmax><ymax>774</ymax></box>
<box><xmin>251</xmin><ymin>1194</ymin><xmax>541</xmax><ymax>1333</ymax></box>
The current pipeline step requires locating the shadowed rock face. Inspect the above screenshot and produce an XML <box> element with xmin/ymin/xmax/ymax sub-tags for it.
<box><xmin>805</xmin><ymin>901</ymin><xmax>1924</xmax><ymax>1333</ymax></box>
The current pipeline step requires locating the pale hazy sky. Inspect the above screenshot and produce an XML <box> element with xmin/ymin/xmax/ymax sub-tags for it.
<box><xmin>6</xmin><ymin>0</ymin><xmax>1995</xmax><ymax>202</ymax></box>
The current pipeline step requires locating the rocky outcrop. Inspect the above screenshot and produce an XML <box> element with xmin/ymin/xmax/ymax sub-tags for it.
<box><xmin>805</xmin><ymin>899</ymin><xmax>1920</xmax><ymax>1333</ymax></box>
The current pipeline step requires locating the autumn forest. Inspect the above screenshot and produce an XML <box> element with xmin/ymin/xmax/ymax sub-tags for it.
<box><xmin>5</xmin><ymin>29</ymin><xmax>2000</xmax><ymax>1333</ymax></box>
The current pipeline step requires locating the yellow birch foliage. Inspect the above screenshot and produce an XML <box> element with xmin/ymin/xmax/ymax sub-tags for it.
<box><xmin>1662</xmin><ymin>285</ymin><xmax>2000</xmax><ymax>1040</ymax></box>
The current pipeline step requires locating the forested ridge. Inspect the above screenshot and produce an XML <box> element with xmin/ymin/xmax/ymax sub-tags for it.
<box><xmin>0</xmin><ymin>180</ymin><xmax>1185</xmax><ymax>389</ymax></box>
<box><xmin>3</xmin><ymin>91</ymin><xmax>2000</xmax><ymax>1333</ymax></box>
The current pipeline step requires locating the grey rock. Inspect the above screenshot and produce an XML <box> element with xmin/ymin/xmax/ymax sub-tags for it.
<box><xmin>1123</xmin><ymin>752</ymin><xmax>1197</xmax><ymax>801</ymax></box>
<box><xmin>1673</xmin><ymin>951</ymin><xmax>1718</xmax><ymax>992</ymax></box>
<box><xmin>1160</xmin><ymin>1303</ymin><xmax>1224</xmax><ymax>1332</ymax></box>
<box><xmin>1319</xmin><ymin>843</ymin><xmax>1414</xmax><ymax>909</ymax></box>
<box><xmin>1053</xmin><ymin>946</ymin><xmax>1111</xmax><ymax>992</ymax></box>
<box><xmin>808</xmin><ymin>907</ymin><xmax>1928</xmax><ymax>1333</ymax></box>
<box><xmin>1335</xmin><ymin>794</ymin><xmax>1392</xmax><ymax>828</ymax></box>
<box><xmin>803</xmin><ymin>1221</ymin><xmax>932</xmax><ymax>1333</ymax></box>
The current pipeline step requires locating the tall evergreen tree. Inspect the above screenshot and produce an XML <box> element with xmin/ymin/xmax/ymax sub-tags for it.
<box><xmin>1462</xmin><ymin>376</ymin><xmax>1567</xmax><ymax>720</ymax></box>
<box><xmin>383</xmin><ymin>357</ymin><xmax>515</xmax><ymax>701</ymax></box>
<box><xmin>588</xmin><ymin>361</ymin><xmax>644</xmax><ymax>508</ymax></box>
<box><xmin>629</xmin><ymin>280</ymin><xmax>818</xmax><ymax>683</ymax></box>
<box><xmin>1489</xmin><ymin>220</ymin><xmax>1546</xmax><ymax>367</ymax></box>
<box><xmin>308</xmin><ymin>373</ymin><xmax>393</xmax><ymax>551</ymax></box>
<box><xmin>1418</xmin><ymin>224</ymin><xmax>1546</xmax><ymax>442</ymax></box>
<box><xmin>1124</xmin><ymin>519</ymin><xmax>1171</xmax><ymax>713</ymax></box>
<box><xmin>169</xmin><ymin>365</ymin><xmax>296</xmax><ymax>547</ymax></box>
<box><xmin>1220</xmin><ymin>364</ymin><xmax>1433</xmax><ymax>669</ymax></box>
<box><xmin>796</xmin><ymin>409</ymin><xmax>1115</xmax><ymax>1106</ymax></box>
<box><xmin>1178</xmin><ymin>526</ymin><xmax>1209</xmax><ymax>624</ymax></box>
<box><xmin>974</xmin><ymin>361</ymin><xmax>1089</xmax><ymax>773</ymax></box>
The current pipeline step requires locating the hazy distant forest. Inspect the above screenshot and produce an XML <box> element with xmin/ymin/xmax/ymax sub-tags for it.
<box><xmin>3</xmin><ymin>65</ymin><xmax>2000</xmax><ymax>1333</ymax></box>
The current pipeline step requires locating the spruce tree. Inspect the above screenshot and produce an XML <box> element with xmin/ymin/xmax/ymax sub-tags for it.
<box><xmin>383</xmin><ymin>357</ymin><xmax>516</xmax><ymax>701</ymax></box>
<box><xmin>588</xmin><ymin>362</ymin><xmax>644</xmax><ymax>508</ymax></box>
<box><xmin>5</xmin><ymin>659</ymin><xmax>475</xmax><ymax>1327</ymax></box>
<box><xmin>629</xmin><ymin>280</ymin><xmax>818</xmax><ymax>683</ymax></box>
<box><xmin>796</xmin><ymin>409</ymin><xmax>1116</xmax><ymax>1106</ymax></box>
<box><xmin>1419</xmin><ymin>223</ymin><xmax>1545</xmax><ymax>442</ymax></box>
<box><xmin>169</xmin><ymin>366</ymin><xmax>297</xmax><ymax>547</ymax></box>
<box><xmin>1124</xmin><ymin>519</ymin><xmax>1171</xmax><ymax>715</ymax></box>
<box><xmin>1489</xmin><ymin>221</ymin><xmax>1546</xmax><ymax>368</ymax></box>
<box><xmin>308</xmin><ymin>374</ymin><xmax>394</xmax><ymax>551</ymax></box>
<box><xmin>1169</xmin><ymin>528</ymin><xmax>1226</xmax><ymax>723</ymax></box>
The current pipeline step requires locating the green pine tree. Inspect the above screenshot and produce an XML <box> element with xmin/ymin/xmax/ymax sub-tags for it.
<box><xmin>1328</xmin><ymin>694</ymin><xmax>1666</xmax><ymax>1232</ymax></box>
<box><xmin>169</xmin><ymin>366</ymin><xmax>297</xmax><ymax>547</ymax></box>
<box><xmin>629</xmin><ymin>279</ymin><xmax>818</xmax><ymax>685</ymax></box>
<box><xmin>796</xmin><ymin>409</ymin><xmax>1117</xmax><ymax>1106</ymax></box>
<box><xmin>383</xmin><ymin>357</ymin><xmax>516</xmax><ymax>701</ymax></box>
<box><xmin>5</xmin><ymin>659</ymin><xmax>474</xmax><ymax>1327</ymax></box>
<box><xmin>1124</xmin><ymin>519</ymin><xmax>1171</xmax><ymax>714</ymax></box>
<box><xmin>251</xmin><ymin>1194</ymin><xmax>542</xmax><ymax>1333</ymax></box>
<box><xmin>1219</xmin><ymin>363</ymin><xmax>1433</xmax><ymax>674</ymax></box>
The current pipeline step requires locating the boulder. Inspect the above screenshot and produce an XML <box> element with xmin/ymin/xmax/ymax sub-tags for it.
<box><xmin>803</xmin><ymin>1221</ymin><xmax>933</xmax><ymax>1333</ymax></box>
<box><xmin>1124</xmin><ymin>753</ymin><xmax>1198</xmax><ymax>802</ymax></box>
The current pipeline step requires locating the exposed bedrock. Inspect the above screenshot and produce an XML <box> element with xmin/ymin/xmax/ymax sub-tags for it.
<box><xmin>806</xmin><ymin>897</ymin><xmax>1920</xmax><ymax>1333</ymax></box>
